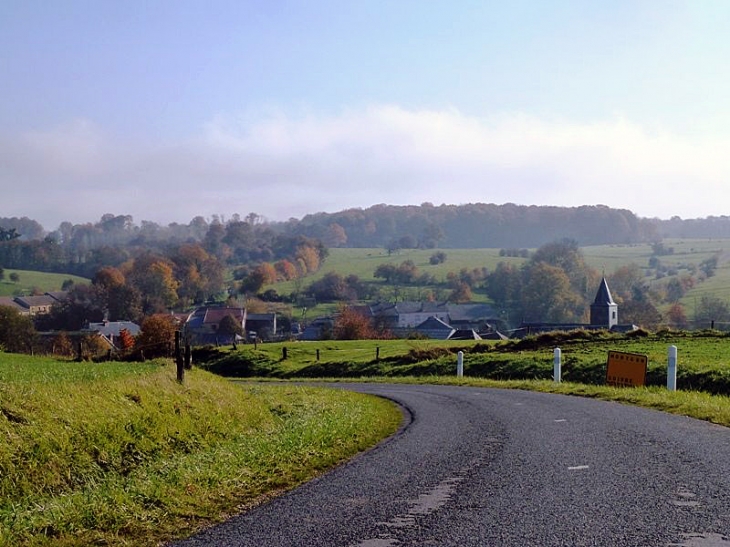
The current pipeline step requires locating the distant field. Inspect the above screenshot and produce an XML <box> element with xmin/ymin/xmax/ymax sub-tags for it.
<box><xmin>267</xmin><ymin>239</ymin><xmax>730</xmax><ymax>320</ymax></box>
<box><xmin>0</xmin><ymin>269</ymin><xmax>88</xmax><ymax>296</ymax></box>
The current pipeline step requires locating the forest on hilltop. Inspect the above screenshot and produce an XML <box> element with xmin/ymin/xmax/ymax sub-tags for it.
<box><xmin>5</xmin><ymin>203</ymin><xmax>730</xmax><ymax>253</ymax></box>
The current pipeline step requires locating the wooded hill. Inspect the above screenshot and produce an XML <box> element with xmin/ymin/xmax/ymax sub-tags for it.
<box><xmin>277</xmin><ymin>203</ymin><xmax>730</xmax><ymax>249</ymax></box>
<box><xmin>5</xmin><ymin>204</ymin><xmax>730</xmax><ymax>254</ymax></box>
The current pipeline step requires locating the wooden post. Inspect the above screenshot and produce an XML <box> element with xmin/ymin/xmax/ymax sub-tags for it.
<box><xmin>76</xmin><ymin>340</ymin><xmax>83</xmax><ymax>362</ymax></box>
<box><xmin>376</xmin><ymin>346</ymin><xmax>380</xmax><ymax>361</ymax></box>
<box><xmin>184</xmin><ymin>344</ymin><xmax>192</xmax><ymax>370</ymax></box>
<box><xmin>175</xmin><ymin>331</ymin><xmax>184</xmax><ymax>383</ymax></box>
<box><xmin>282</xmin><ymin>346</ymin><xmax>288</xmax><ymax>360</ymax></box>
<box><xmin>316</xmin><ymin>348</ymin><xmax>320</xmax><ymax>361</ymax></box>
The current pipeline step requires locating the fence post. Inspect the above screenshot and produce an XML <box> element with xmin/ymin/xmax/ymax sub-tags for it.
<box><xmin>282</xmin><ymin>346</ymin><xmax>288</xmax><ymax>360</ymax></box>
<box><xmin>376</xmin><ymin>346</ymin><xmax>380</xmax><ymax>361</ymax></box>
<box><xmin>667</xmin><ymin>345</ymin><xmax>677</xmax><ymax>391</ymax></box>
<box><xmin>175</xmin><ymin>331</ymin><xmax>184</xmax><ymax>383</ymax></box>
<box><xmin>554</xmin><ymin>348</ymin><xmax>562</xmax><ymax>383</ymax></box>
<box><xmin>184</xmin><ymin>343</ymin><xmax>192</xmax><ymax>370</ymax></box>
<box><xmin>457</xmin><ymin>351</ymin><xmax>464</xmax><ymax>378</ymax></box>
<box><xmin>316</xmin><ymin>349</ymin><xmax>320</xmax><ymax>361</ymax></box>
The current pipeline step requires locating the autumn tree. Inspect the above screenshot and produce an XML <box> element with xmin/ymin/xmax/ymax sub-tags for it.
<box><xmin>667</xmin><ymin>303</ymin><xmax>689</xmax><ymax>330</ymax></box>
<box><xmin>52</xmin><ymin>331</ymin><xmax>74</xmax><ymax>357</ymax></box>
<box><xmin>116</xmin><ymin>328</ymin><xmax>136</xmax><ymax>351</ymax></box>
<box><xmin>333</xmin><ymin>305</ymin><xmax>377</xmax><ymax>340</ymax></box>
<box><xmin>448</xmin><ymin>282</ymin><xmax>473</xmax><ymax>303</ymax></box>
<box><xmin>275</xmin><ymin>259</ymin><xmax>298</xmax><ymax>281</ymax></box>
<box><xmin>134</xmin><ymin>314</ymin><xmax>177</xmax><ymax>359</ymax></box>
<box><xmin>170</xmin><ymin>243</ymin><xmax>225</xmax><ymax>306</ymax></box>
<box><xmin>127</xmin><ymin>254</ymin><xmax>179</xmax><ymax>314</ymax></box>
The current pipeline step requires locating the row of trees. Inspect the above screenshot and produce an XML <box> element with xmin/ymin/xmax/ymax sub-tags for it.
<box><xmin>0</xmin><ymin>214</ymin><xmax>328</xmax><ymax>280</ymax></box>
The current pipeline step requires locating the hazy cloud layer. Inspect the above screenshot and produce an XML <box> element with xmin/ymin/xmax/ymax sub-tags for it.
<box><xmin>2</xmin><ymin>105</ymin><xmax>728</xmax><ymax>230</ymax></box>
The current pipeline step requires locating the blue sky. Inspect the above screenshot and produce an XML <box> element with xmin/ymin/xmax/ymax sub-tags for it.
<box><xmin>2</xmin><ymin>1</ymin><xmax>730</xmax><ymax>230</ymax></box>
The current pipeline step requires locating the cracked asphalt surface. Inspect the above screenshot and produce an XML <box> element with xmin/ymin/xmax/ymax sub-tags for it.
<box><xmin>171</xmin><ymin>384</ymin><xmax>730</xmax><ymax>546</ymax></box>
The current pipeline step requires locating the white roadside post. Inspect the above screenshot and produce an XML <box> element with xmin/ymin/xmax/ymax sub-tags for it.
<box><xmin>554</xmin><ymin>348</ymin><xmax>562</xmax><ymax>383</ymax></box>
<box><xmin>457</xmin><ymin>351</ymin><xmax>464</xmax><ymax>378</ymax></box>
<box><xmin>667</xmin><ymin>345</ymin><xmax>678</xmax><ymax>391</ymax></box>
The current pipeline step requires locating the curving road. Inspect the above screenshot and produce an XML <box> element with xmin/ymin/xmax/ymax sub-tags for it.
<box><xmin>173</xmin><ymin>384</ymin><xmax>730</xmax><ymax>546</ymax></box>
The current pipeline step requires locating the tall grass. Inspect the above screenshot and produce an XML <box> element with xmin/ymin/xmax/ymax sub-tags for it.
<box><xmin>0</xmin><ymin>357</ymin><xmax>401</xmax><ymax>546</ymax></box>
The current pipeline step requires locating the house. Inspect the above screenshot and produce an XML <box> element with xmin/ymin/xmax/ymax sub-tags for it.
<box><xmin>245</xmin><ymin>313</ymin><xmax>277</xmax><ymax>341</ymax></box>
<box><xmin>414</xmin><ymin>316</ymin><xmax>455</xmax><ymax>340</ymax></box>
<box><xmin>0</xmin><ymin>292</ymin><xmax>67</xmax><ymax>316</ymax></box>
<box><xmin>0</xmin><ymin>296</ymin><xmax>28</xmax><ymax>315</ymax></box>
<box><xmin>184</xmin><ymin>306</ymin><xmax>247</xmax><ymax>346</ymax></box>
<box><xmin>370</xmin><ymin>301</ymin><xmax>451</xmax><ymax>329</ymax></box>
<box><xmin>363</xmin><ymin>301</ymin><xmax>499</xmax><ymax>338</ymax></box>
<box><xmin>300</xmin><ymin>316</ymin><xmax>335</xmax><ymax>341</ymax></box>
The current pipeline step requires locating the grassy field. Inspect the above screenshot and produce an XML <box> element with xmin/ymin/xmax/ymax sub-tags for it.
<box><xmin>7</xmin><ymin>332</ymin><xmax>730</xmax><ymax>544</ymax></box>
<box><xmin>0</xmin><ymin>269</ymin><xmax>88</xmax><ymax>297</ymax></box>
<box><xmin>200</xmin><ymin>330</ymin><xmax>730</xmax><ymax>395</ymax></box>
<box><xmin>0</xmin><ymin>355</ymin><xmax>401</xmax><ymax>546</ymax></box>
<box><xmin>265</xmin><ymin>238</ymin><xmax>730</xmax><ymax>321</ymax></box>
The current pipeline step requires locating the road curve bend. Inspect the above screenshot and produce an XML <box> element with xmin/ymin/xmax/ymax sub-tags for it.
<box><xmin>172</xmin><ymin>384</ymin><xmax>730</xmax><ymax>547</ymax></box>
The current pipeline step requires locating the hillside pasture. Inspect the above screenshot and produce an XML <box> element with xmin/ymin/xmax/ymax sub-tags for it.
<box><xmin>264</xmin><ymin>239</ymin><xmax>730</xmax><ymax>324</ymax></box>
<box><xmin>0</xmin><ymin>269</ymin><xmax>88</xmax><ymax>297</ymax></box>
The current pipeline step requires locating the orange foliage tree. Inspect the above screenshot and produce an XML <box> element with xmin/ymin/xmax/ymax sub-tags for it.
<box><xmin>134</xmin><ymin>314</ymin><xmax>176</xmax><ymax>359</ymax></box>
<box><xmin>333</xmin><ymin>305</ymin><xmax>377</xmax><ymax>340</ymax></box>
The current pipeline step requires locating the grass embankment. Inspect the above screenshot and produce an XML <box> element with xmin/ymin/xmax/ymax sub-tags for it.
<box><xmin>0</xmin><ymin>354</ymin><xmax>402</xmax><ymax>546</ymax></box>
<box><xmin>198</xmin><ymin>330</ymin><xmax>730</xmax><ymax>426</ymax></box>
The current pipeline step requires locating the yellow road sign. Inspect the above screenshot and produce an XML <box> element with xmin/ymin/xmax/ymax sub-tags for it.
<box><xmin>606</xmin><ymin>350</ymin><xmax>648</xmax><ymax>388</ymax></box>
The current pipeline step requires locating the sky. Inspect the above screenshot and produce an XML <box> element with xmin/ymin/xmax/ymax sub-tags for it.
<box><xmin>2</xmin><ymin>0</ymin><xmax>730</xmax><ymax>231</ymax></box>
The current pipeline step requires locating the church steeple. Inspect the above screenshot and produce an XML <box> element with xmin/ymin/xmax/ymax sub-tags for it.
<box><xmin>590</xmin><ymin>277</ymin><xmax>617</xmax><ymax>328</ymax></box>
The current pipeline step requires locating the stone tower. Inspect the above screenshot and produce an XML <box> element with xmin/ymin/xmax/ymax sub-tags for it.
<box><xmin>590</xmin><ymin>277</ymin><xmax>617</xmax><ymax>329</ymax></box>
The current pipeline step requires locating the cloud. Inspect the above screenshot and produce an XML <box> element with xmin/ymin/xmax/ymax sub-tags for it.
<box><xmin>1</xmin><ymin>105</ymin><xmax>729</xmax><ymax>230</ymax></box>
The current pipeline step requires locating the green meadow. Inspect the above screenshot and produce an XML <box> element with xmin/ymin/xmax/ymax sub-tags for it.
<box><xmin>268</xmin><ymin>238</ymin><xmax>730</xmax><ymax>320</ymax></box>
<box><xmin>0</xmin><ymin>270</ymin><xmax>88</xmax><ymax>297</ymax></box>
<box><xmin>201</xmin><ymin>329</ymin><xmax>730</xmax><ymax>395</ymax></box>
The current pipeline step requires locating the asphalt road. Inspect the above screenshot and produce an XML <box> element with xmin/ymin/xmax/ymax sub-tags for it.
<box><xmin>172</xmin><ymin>384</ymin><xmax>730</xmax><ymax>546</ymax></box>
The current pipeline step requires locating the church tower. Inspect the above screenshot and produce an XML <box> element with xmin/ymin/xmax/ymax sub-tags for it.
<box><xmin>590</xmin><ymin>277</ymin><xmax>618</xmax><ymax>329</ymax></box>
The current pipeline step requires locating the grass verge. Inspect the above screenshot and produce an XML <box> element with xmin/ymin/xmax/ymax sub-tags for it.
<box><xmin>0</xmin><ymin>359</ymin><xmax>402</xmax><ymax>546</ymax></box>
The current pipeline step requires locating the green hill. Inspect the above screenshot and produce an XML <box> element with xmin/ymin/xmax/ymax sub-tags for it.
<box><xmin>264</xmin><ymin>239</ymin><xmax>730</xmax><ymax>325</ymax></box>
<box><xmin>0</xmin><ymin>269</ymin><xmax>88</xmax><ymax>297</ymax></box>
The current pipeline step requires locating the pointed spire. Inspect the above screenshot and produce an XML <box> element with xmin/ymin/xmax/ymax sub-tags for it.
<box><xmin>593</xmin><ymin>277</ymin><xmax>615</xmax><ymax>305</ymax></box>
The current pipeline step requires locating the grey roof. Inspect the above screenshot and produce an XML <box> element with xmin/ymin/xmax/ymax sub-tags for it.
<box><xmin>14</xmin><ymin>295</ymin><xmax>57</xmax><ymax>308</ymax></box>
<box><xmin>414</xmin><ymin>316</ymin><xmax>456</xmax><ymax>340</ymax></box>
<box><xmin>448</xmin><ymin>329</ymin><xmax>483</xmax><ymax>340</ymax></box>
<box><xmin>593</xmin><ymin>277</ymin><xmax>616</xmax><ymax>305</ymax></box>
<box><xmin>87</xmin><ymin>321</ymin><xmax>141</xmax><ymax>336</ymax></box>
<box><xmin>0</xmin><ymin>297</ymin><xmax>27</xmax><ymax>313</ymax></box>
